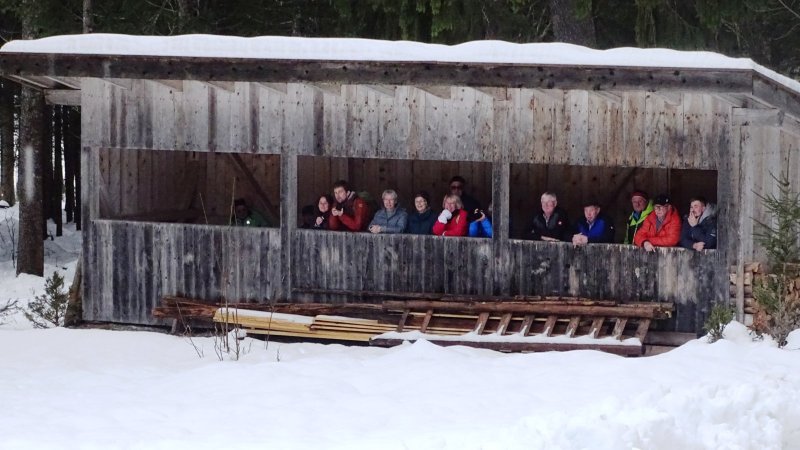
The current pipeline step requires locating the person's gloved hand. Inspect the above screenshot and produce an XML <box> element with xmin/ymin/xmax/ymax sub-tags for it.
<box><xmin>438</xmin><ymin>210</ymin><xmax>452</xmax><ymax>224</ymax></box>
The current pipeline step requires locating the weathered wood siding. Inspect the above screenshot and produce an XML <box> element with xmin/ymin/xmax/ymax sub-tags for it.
<box><xmin>84</xmin><ymin>220</ymin><xmax>282</xmax><ymax>325</ymax></box>
<box><xmin>82</xmin><ymin>79</ymin><xmax>729</xmax><ymax>170</ymax></box>
<box><xmin>292</xmin><ymin>230</ymin><xmax>722</xmax><ymax>332</ymax></box>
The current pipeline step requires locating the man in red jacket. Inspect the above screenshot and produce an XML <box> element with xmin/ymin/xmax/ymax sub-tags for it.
<box><xmin>633</xmin><ymin>194</ymin><xmax>681</xmax><ymax>252</ymax></box>
<box><xmin>328</xmin><ymin>180</ymin><xmax>370</xmax><ymax>231</ymax></box>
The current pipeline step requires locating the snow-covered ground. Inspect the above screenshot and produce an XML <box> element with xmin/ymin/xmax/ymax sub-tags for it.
<box><xmin>2</xmin><ymin>206</ymin><xmax>800</xmax><ymax>449</ymax></box>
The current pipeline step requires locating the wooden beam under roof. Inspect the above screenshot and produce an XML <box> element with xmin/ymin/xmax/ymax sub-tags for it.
<box><xmin>44</xmin><ymin>89</ymin><xmax>80</xmax><ymax>106</ymax></box>
<box><xmin>0</xmin><ymin>52</ymin><xmax>756</xmax><ymax>94</ymax></box>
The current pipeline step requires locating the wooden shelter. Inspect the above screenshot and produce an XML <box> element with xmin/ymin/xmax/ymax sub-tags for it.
<box><xmin>2</xmin><ymin>37</ymin><xmax>799</xmax><ymax>335</ymax></box>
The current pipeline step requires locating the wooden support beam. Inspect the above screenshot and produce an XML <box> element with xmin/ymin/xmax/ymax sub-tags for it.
<box><xmin>565</xmin><ymin>316</ymin><xmax>580</xmax><ymax>338</ymax></box>
<box><xmin>44</xmin><ymin>89</ymin><xmax>81</xmax><ymax>106</ymax></box>
<box><xmin>103</xmin><ymin>78</ymin><xmax>133</xmax><ymax>90</ymax></box>
<box><xmin>420</xmin><ymin>309</ymin><xmax>434</xmax><ymax>332</ymax></box>
<box><xmin>416</xmin><ymin>85</ymin><xmax>451</xmax><ymax>99</ymax></box>
<box><xmin>6</xmin><ymin>74</ymin><xmax>53</xmax><ymax>89</ymax></box>
<box><xmin>311</xmin><ymin>82</ymin><xmax>342</xmax><ymax>96</ymax></box>
<box><xmin>496</xmin><ymin>313</ymin><xmax>513</xmax><ymax>335</ymax></box>
<box><xmin>256</xmin><ymin>82</ymin><xmax>288</xmax><ymax>95</ymax></box>
<box><xmin>396</xmin><ymin>309</ymin><xmax>410</xmax><ymax>332</ymax></box>
<box><xmin>634</xmin><ymin>318</ymin><xmax>651</xmax><ymax>341</ymax></box>
<box><xmin>519</xmin><ymin>315</ymin><xmax>534</xmax><ymax>336</ymax></box>
<box><xmin>205</xmin><ymin>80</ymin><xmax>236</xmax><ymax>92</ymax></box>
<box><xmin>732</xmin><ymin>108</ymin><xmax>783</xmax><ymax>127</ymax></box>
<box><xmin>383</xmin><ymin>300</ymin><xmax>673</xmax><ymax>319</ymax></box>
<box><xmin>612</xmin><ymin>318</ymin><xmax>628</xmax><ymax>340</ymax></box>
<box><xmin>151</xmin><ymin>79</ymin><xmax>184</xmax><ymax>92</ymax></box>
<box><xmin>44</xmin><ymin>76</ymin><xmax>81</xmax><ymax>89</ymax></box>
<box><xmin>589</xmin><ymin>317</ymin><xmax>605</xmax><ymax>338</ymax></box>
<box><xmin>474</xmin><ymin>87</ymin><xmax>508</xmax><ymax>101</ymax></box>
<box><xmin>543</xmin><ymin>315</ymin><xmax>558</xmax><ymax>336</ymax></box>
<box><xmin>226</xmin><ymin>153</ymin><xmax>280</xmax><ymax>225</ymax></box>
<box><xmin>474</xmin><ymin>312</ymin><xmax>490</xmax><ymax>334</ymax></box>
<box><xmin>364</xmin><ymin>84</ymin><xmax>396</xmax><ymax>97</ymax></box>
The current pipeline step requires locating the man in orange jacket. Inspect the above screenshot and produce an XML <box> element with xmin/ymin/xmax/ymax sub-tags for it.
<box><xmin>328</xmin><ymin>180</ymin><xmax>371</xmax><ymax>231</ymax></box>
<box><xmin>633</xmin><ymin>194</ymin><xmax>681</xmax><ymax>252</ymax></box>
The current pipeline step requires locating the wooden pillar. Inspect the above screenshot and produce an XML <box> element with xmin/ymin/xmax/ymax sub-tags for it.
<box><xmin>280</xmin><ymin>152</ymin><xmax>297</xmax><ymax>301</ymax></box>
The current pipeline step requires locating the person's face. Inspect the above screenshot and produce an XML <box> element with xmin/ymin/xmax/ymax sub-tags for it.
<box><xmin>333</xmin><ymin>186</ymin><xmax>347</xmax><ymax>203</ymax></box>
<box><xmin>414</xmin><ymin>196</ymin><xmax>428</xmax><ymax>213</ymax></box>
<box><xmin>584</xmin><ymin>205</ymin><xmax>600</xmax><ymax>222</ymax></box>
<box><xmin>444</xmin><ymin>198</ymin><xmax>458</xmax><ymax>213</ymax></box>
<box><xmin>235</xmin><ymin>204</ymin><xmax>248</xmax><ymax>219</ymax></box>
<box><xmin>541</xmin><ymin>197</ymin><xmax>556</xmax><ymax>215</ymax></box>
<box><xmin>654</xmin><ymin>204</ymin><xmax>668</xmax><ymax>220</ymax></box>
<box><xmin>383</xmin><ymin>195</ymin><xmax>397</xmax><ymax>211</ymax></box>
<box><xmin>318</xmin><ymin>196</ymin><xmax>330</xmax><ymax>213</ymax></box>
<box><xmin>690</xmin><ymin>200</ymin><xmax>706</xmax><ymax>218</ymax></box>
<box><xmin>631</xmin><ymin>195</ymin><xmax>647</xmax><ymax>213</ymax></box>
<box><xmin>449</xmin><ymin>181</ymin><xmax>464</xmax><ymax>196</ymax></box>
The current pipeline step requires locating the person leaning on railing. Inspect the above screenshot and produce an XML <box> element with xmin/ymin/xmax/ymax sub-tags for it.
<box><xmin>433</xmin><ymin>194</ymin><xmax>468</xmax><ymax>237</ymax></box>
<box><xmin>405</xmin><ymin>191</ymin><xmax>437</xmax><ymax>235</ymax></box>
<box><xmin>368</xmin><ymin>189</ymin><xmax>408</xmax><ymax>234</ymax></box>
<box><xmin>328</xmin><ymin>180</ymin><xmax>371</xmax><ymax>232</ymax></box>
<box><xmin>530</xmin><ymin>191</ymin><xmax>570</xmax><ymax>242</ymax></box>
<box><xmin>680</xmin><ymin>196</ymin><xmax>717</xmax><ymax>251</ymax></box>
<box><xmin>633</xmin><ymin>194</ymin><xmax>681</xmax><ymax>252</ymax></box>
<box><xmin>624</xmin><ymin>190</ymin><xmax>654</xmax><ymax>244</ymax></box>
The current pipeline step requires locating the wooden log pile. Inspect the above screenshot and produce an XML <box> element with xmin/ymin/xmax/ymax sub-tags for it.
<box><xmin>729</xmin><ymin>262</ymin><xmax>760</xmax><ymax>317</ymax></box>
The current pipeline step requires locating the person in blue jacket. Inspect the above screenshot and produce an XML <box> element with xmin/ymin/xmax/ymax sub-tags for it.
<box><xmin>571</xmin><ymin>199</ymin><xmax>615</xmax><ymax>245</ymax></box>
<box><xmin>468</xmin><ymin>203</ymin><xmax>493</xmax><ymax>238</ymax></box>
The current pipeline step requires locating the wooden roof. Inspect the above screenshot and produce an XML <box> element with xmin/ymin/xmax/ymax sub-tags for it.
<box><xmin>1</xmin><ymin>51</ymin><xmax>799</xmax><ymax>123</ymax></box>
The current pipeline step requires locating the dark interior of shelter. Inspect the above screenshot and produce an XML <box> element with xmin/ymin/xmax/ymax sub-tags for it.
<box><xmin>96</xmin><ymin>148</ymin><xmax>281</xmax><ymax>226</ymax></box>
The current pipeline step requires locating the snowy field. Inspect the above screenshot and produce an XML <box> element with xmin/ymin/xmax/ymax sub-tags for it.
<box><xmin>2</xmin><ymin>206</ymin><xmax>800</xmax><ymax>449</ymax></box>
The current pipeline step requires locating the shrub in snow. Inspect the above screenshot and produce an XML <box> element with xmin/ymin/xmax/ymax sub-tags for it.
<box><xmin>0</xmin><ymin>299</ymin><xmax>19</xmax><ymax>324</ymax></box>
<box><xmin>753</xmin><ymin>167</ymin><xmax>800</xmax><ymax>347</ymax></box>
<box><xmin>24</xmin><ymin>271</ymin><xmax>69</xmax><ymax>328</ymax></box>
<box><xmin>704</xmin><ymin>304</ymin><xmax>735</xmax><ymax>343</ymax></box>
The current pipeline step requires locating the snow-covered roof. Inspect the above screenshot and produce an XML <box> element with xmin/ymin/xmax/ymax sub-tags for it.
<box><xmin>1</xmin><ymin>34</ymin><xmax>799</xmax><ymax>113</ymax></box>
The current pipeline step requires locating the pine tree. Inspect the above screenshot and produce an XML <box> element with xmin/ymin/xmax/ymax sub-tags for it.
<box><xmin>24</xmin><ymin>271</ymin><xmax>69</xmax><ymax>328</ymax></box>
<box><xmin>753</xmin><ymin>165</ymin><xmax>800</xmax><ymax>347</ymax></box>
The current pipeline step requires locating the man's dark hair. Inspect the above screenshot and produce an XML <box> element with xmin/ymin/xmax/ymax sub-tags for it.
<box><xmin>332</xmin><ymin>180</ymin><xmax>350</xmax><ymax>191</ymax></box>
<box><xmin>690</xmin><ymin>196</ymin><xmax>708</xmax><ymax>205</ymax></box>
<box><xmin>449</xmin><ymin>176</ymin><xmax>466</xmax><ymax>185</ymax></box>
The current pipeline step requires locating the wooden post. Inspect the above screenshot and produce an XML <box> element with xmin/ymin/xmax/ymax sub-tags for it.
<box><xmin>279</xmin><ymin>152</ymin><xmax>297</xmax><ymax>301</ymax></box>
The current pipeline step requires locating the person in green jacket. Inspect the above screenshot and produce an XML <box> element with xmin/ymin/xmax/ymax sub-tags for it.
<box><xmin>624</xmin><ymin>190</ymin><xmax>654</xmax><ymax>244</ymax></box>
<box><xmin>231</xmin><ymin>198</ymin><xmax>268</xmax><ymax>227</ymax></box>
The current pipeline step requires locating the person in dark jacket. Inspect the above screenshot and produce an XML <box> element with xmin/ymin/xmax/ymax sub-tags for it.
<box><xmin>571</xmin><ymin>199</ymin><xmax>615</xmax><ymax>245</ymax></box>
<box><xmin>448</xmin><ymin>175</ymin><xmax>481</xmax><ymax>214</ymax></box>
<box><xmin>530</xmin><ymin>192</ymin><xmax>570</xmax><ymax>241</ymax></box>
<box><xmin>680</xmin><ymin>196</ymin><xmax>717</xmax><ymax>250</ymax></box>
<box><xmin>231</xmin><ymin>198</ymin><xmax>268</xmax><ymax>227</ymax></box>
<box><xmin>405</xmin><ymin>191</ymin><xmax>437</xmax><ymax>235</ymax></box>
<box><xmin>313</xmin><ymin>194</ymin><xmax>334</xmax><ymax>230</ymax></box>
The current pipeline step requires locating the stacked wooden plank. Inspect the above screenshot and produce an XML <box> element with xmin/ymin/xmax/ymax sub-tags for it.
<box><xmin>160</xmin><ymin>295</ymin><xmax>673</xmax><ymax>356</ymax></box>
<box><xmin>729</xmin><ymin>262</ymin><xmax>760</xmax><ymax>325</ymax></box>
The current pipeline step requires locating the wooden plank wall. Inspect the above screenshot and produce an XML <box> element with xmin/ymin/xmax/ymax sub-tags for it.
<box><xmin>84</xmin><ymin>220</ymin><xmax>282</xmax><ymax>325</ymax></box>
<box><xmin>81</xmin><ymin>79</ymin><xmax>728</xmax><ymax>171</ymax></box>
<box><xmin>292</xmin><ymin>230</ymin><xmax>721</xmax><ymax>332</ymax></box>
<box><xmin>96</xmin><ymin>148</ymin><xmax>280</xmax><ymax>224</ymax></box>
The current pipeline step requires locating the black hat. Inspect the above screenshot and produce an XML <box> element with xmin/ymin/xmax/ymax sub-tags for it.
<box><xmin>653</xmin><ymin>194</ymin><xmax>671</xmax><ymax>206</ymax></box>
<box><xmin>582</xmin><ymin>197</ymin><xmax>602</xmax><ymax>208</ymax></box>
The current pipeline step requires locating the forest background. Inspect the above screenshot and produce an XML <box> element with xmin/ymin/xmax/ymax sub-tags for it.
<box><xmin>1</xmin><ymin>0</ymin><xmax>800</xmax><ymax>276</ymax></box>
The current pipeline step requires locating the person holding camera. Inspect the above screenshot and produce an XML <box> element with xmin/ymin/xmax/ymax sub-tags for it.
<box><xmin>433</xmin><ymin>194</ymin><xmax>468</xmax><ymax>237</ymax></box>
<box><xmin>468</xmin><ymin>203</ymin><xmax>493</xmax><ymax>238</ymax></box>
